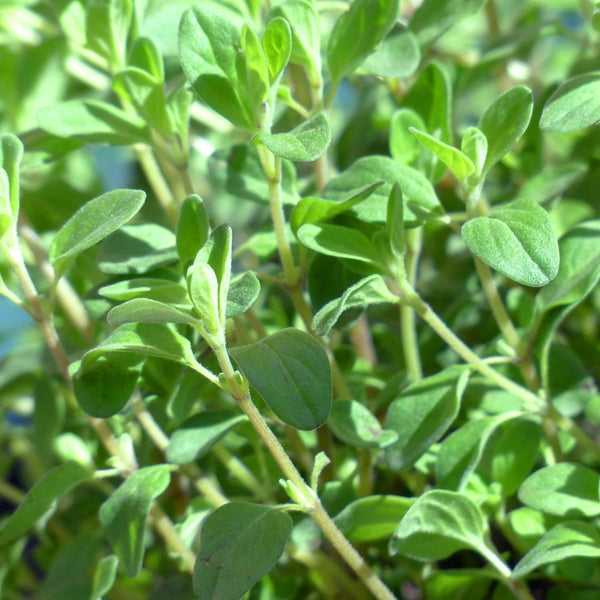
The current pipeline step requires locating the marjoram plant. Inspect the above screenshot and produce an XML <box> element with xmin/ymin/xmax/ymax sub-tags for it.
<box><xmin>2</xmin><ymin>1</ymin><xmax>600</xmax><ymax>599</ymax></box>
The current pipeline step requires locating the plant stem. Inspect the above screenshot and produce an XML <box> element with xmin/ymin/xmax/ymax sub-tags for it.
<box><xmin>212</xmin><ymin>343</ymin><xmax>398</xmax><ymax>600</ymax></box>
<box><xmin>257</xmin><ymin>146</ymin><xmax>297</xmax><ymax>287</ymax></box>
<box><xmin>150</xmin><ymin>504</ymin><xmax>195</xmax><ymax>573</ymax></box>
<box><xmin>0</xmin><ymin>479</ymin><xmax>26</xmax><ymax>504</ymax></box>
<box><xmin>134</xmin><ymin>146</ymin><xmax>179</xmax><ymax>224</ymax></box>
<box><xmin>396</xmin><ymin>279</ymin><xmax>543</xmax><ymax>411</ymax></box>
<box><xmin>212</xmin><ymin>443</ymin><xmax>271</xmax><ymax>500</ymax></box>
<box><xmin>18</xmin><ymin>219</ymin><xmax>94</xmax><ymax>343</ymax></box>
<box><xmin>400</xmin><ymin>228</ymin><xmax>423</xmax><ymax>383</ymax></box>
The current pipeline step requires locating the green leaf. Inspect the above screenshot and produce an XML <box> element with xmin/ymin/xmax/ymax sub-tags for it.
<box><xmin>536</xmin><ymin>220</ymin><xmax>600</xmax><ymax>314</ymax></box>
<box><xmin>241</xmin><ymin>24</ymin><xmax>270</xmax><ymax>129</ymax></box>
<box><xmin>410</xmin><ymin>128</ymin><xmax>475</xmax><ymax>181</ymax></box>
<box><xmin>312</xmin><ymin>275</ymin><xmax>398</xmax><ymax>336</ymax></box>
<box><xmin>166</xmin><ymin>410</ymin><xmax>247</xmax><ymax>464</ymax></box>
<box><xmin>460</xmin><ymin>127</ymin><xmax>488</xmax><ymax>177</ymax></box>
<box><xmin>98</xmin><ymin>278</ymin><xmax>188</xmax><ymax>304</ymax></box>
<box><xmin>72</xmin><ymin>353</ymin><xmax>144</xmax><ymax>417</ymax></box>
<box><xmin>226</xmin><ymin>271</ymin><xmax>261</xmax><ymax>319</ymax></box>
<box><xmin>98</xmin><ymin>223</ymin><xmax>177</xmax><ymax>275</ymax></box>
<box><xmin>334</xmin><ymin>495</ymin><xmax>414</xmax><ymax>543</ymax></box>
<box><xmin>517</xmin><ymin>162</ymin><xmax>587</xmax><ymax>204</ymax></box>
<box><xmin>86</xmin><ymin>0</ymin><xmax>132</xmax><ymax>68</ymax></box>
<box><xmin>436</xmin><ymin>412</ymin><xmax>523</xmax><ymax>491</ymax></box>
<box><xmin>261</xmin><ymin>113</ymin><xmax>331</xmax><ymax>162</ymax></box>
<box><xmin>230</xmin><ymin>328</ymin><xmax>332</xmax><ymax>430</ymax></box>
<box><xmin>291</xmin><ymin>182</ymin><xmax>383</xmax><ymax>235</ymax></box>
<box><xmin>90</xmin><ymin>555</ymin><xmax>120</xmax><ymax>600</ymax></box>
<box><xmin>187</xmin><ymin>261</ymin><xmax>221</xmax><ymax>334</ymax></box>
<box><xmin>361</xmin><ymin>26</ymin><xmax>420</xmax><ymax>78</ymax></box>
<box><xmin>261</xmin><ymin>17</ymin><xmax>291</xmax><ymax>84</ymax></box>
<box><xmin>540</xmin><ymin>73</ymin><xmax>600</xmax><ymax>133</ymax></box>
<box><xmin>478</xmin><ymin>86</ymin><xmax>533</xmax><ymax>174</ymax></box>
<box><xmin>409</xmin><ymin>0</ymin><xmax>486</xmax><ymax>46</ymax></box>
<box><xmin>49</xmin><ymin>189</ymin><xmax>145</xmax><ymax>280</ymax></box>
<box><xmin>327</xmin><ymin>0</ymin><xmax>400</xmax><ymax>85</ymax></box>
<box><xmin>269</xmin><ymin>0</ymin><xmax>320</xmax><ymax>80</ymax></box>
<box><xmin>107</xmin><ymin>298</ymin><xmax>201</xmax><ymax>327</ymax></box>
<box><xmin>99</xmin><ymin>465</ymin><xmax>171</xmax><ymax>577</ymax></box>
<box><xmin>37</xmin><ymin>100</ymin><xmax>151</xmax><ymax>146</ymax></box>
<box><xmin>518</xmin><ymin>463</ymin><xmax>600</xmax><ymax>517</ymax></box>
<box><xmin>178</xmin><ymin>5</ymin><xmax>254</xmax><ymax>130</ymax></box>
<box><xmin>209</xmin><ymin>144</ymin><xmax>298</xmax><ymax>205</ymax></box>
<box><xmin>194</xmin><ymin>225</ymin><xmax>233</xmax><ymax>325</ymax></box>
<box><xmin>386</xmin><ymin>182</ymin><xmax>404</xmax><ymax>257</ymax></box>
<box><xmin>297</xmin><ymin>223</ymin><xmax>380</xmax><ymax>265</ymax></box>
<box><xmin>461</xmin><ymin>198</ymin><xmax>559</xmax><ymax>287</ymax></box>
<box><xmin>82</xmin><ymin>322</ymin><xmax>197</xmax><ymax>368</ymax></box>
<box><xmin>385</xmin><ymin>366</ymin><xmax>469</xmax><ymax>471</ymax></box>
<box><xmin>512</xmin><ymin>521</ymin><xmax>600</xmax><ymax>580</ymax></box>
<box><xmin>177</xmin><ymin>195</ymin><xmax>210</xmax><ymax>267</ymax></box>
<box><xmin>324</xmin><ymin>156</ymin><xmax>442</xmax><ymax>225</ymax></box>
<box><xmin>389</xmin><ymin>108</ymin><xmax>426</xmax><ymax>165</ymax></box>
<box><xmin>489</xmin><ymin>419</ymin><xmax>543</xmax><ymax>497</ymax></box>
<box><xmin>0</xmin><ymin>462</ymin><xmax>91</xmax><ymax>545</ymax></box>
<box><xmin>128</xmin><ymin>36</ymin><xmax>164</xmax><ymax>81</ymax></box>
<box><xmin>0</xmin><ymin>133</ymin><xmax>23</xmax><ymax>220</ymax></box>
<box><xmin>194</xmin><ymin>502</ymin><xmax>292</xmax><ymax>600</ymax></box>
<box><xmin>402</xmin><ymin>61</ymin><xmax>452</xmax><ymax>145</ymax></box>
<box><xmin>0</xmin><ymin>170</ymin><xmax>13</xmax><ymax>240</ymax></box>
<box><xmin>328</xmin><ymin>400</ymin><xmax>398</xmax><ymax>449</ymax></box>
<box><xmin>389</xmin><ymin>490</ymin><xmax>491</xmax><ymax>562</ymax></box>
<box><xmin>112</xmin><ymin>67</ymin><xmax>171</xmax><ymax>138</ymax></box>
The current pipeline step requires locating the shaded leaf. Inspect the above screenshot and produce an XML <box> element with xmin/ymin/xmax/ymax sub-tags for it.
<box><xmin>409</xmin><ymin>0</ymin><xmax>486</xmax><ymax>46</ymax></box>
<box><xmin>194</xmin><ymin>502</ymin><xmax>292</xmax><ymax>600</ymax></box>
<box><xmin>99</xmin><ymin>465</ymin><xmax>171</xmax><ymax>577</ymax></box>
<box><xmin>512</xmin><ymin>521</ymin><xmax>600</xmax><ymax>579</ymax></box>
<box><xmin>436</xmin><ymin>412</ymin><xmax>522</xmax><ymax>491</ymax></box>
<box><xmin>37</xmin><ymin>100</ymin><xmax>151</xmax><ymax>146</ymax></box>
<box><xmin>385</xmin><ymin>366</ymin><xmax>469</xmax><ymax>471</ymax></box>
<box><xmin>90</xmin><ymin>555</ymin><xmax>120</xmax><ymax>600</ymax></box>
<box><xmin>334</xmin><ymin>495</ymin><xmax>414</xmax><ymax>542</ymax></box>
<box><xmin>324</xmin><ymin>155</ymin><xmax>441</xmax><ymax>225</ymax></box>
<box><xmin>209</xmin><ymin>144</ymin><xmax>298</xmax><ymax>205</ymax></box>
<box><xmin>98</xmin><ymin>223</ymin><xmax>177</xmax><ymax>275</ymax></box>
<box><xmin>49</xmin><ymin>189</ymin><xmax>145</xmax><ymax>279</ymax></box>
<box><xmin>0</xmin><ymin>462</ymin><xmax>91</xmax><ymax>545</ymax></box>
<box><xmin>291</xmin><ymin>182</ymin><xmax>383</xmax><ymax>235</ymax></box>
<box><xmin>73</xmin><ymin>353</ymin><xmax>144</xmax><ymax>417</ymax></box>
<box><xmin>362</xmin><ymin>26</ymin><xmax>420</xmax><ymax>78</ymax></box>
<box><xmin>312</xmin><ymin>275</ymin><xmax>398</xmax><ymax>336</ymax></box>
<box><xmin>166</xmin><ymin>410</ymin><xmax>247</xmax><ymax>464</ymax></box>
<box><xmin>230</xmin><ymin>328</ymin><xmax>332</xmax><ymax>430</ymax></box>
<box><xmin>177</xmin><ymin>194</ymin><xmax>210</xmax><ymax>266</ymax></box>
<box><xmin>327</xmin><ymin>0</ymin><xmax>400</xmax><ymax>85</ymax></box>
<box><xmin>328</xmin><ymin>400</ymin><xmax>398</xmax><ymax>449</ymax></box>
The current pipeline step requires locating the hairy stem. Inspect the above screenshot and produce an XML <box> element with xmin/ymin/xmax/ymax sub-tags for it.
<box><xmin>212</xmin><ymin>343</ymin><xmax>398</xmax><ymax>600</ymax></box>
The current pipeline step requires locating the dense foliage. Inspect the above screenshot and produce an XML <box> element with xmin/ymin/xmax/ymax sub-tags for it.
<box><xmin>2</xmin><ymin>1</ymin><xmax>600</xmax><ymax>599</ymax></box>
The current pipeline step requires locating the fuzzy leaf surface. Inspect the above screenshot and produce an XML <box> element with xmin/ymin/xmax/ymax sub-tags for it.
<box><xmin>230</xmin><ymin>328</ymin><xmax>332</xmax><ymax>430</ymax></box>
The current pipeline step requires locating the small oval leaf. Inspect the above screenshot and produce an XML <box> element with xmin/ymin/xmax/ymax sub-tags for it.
<box><xmin>461</xmin><ymin>198</ymin><xmax>559</xmax><ymax>287</ymax></box>
<box><xmin>194</xmin><ymin>502</ymin><xmax>292</xmax><ymax>600</ymax></box>
<box><xmin>230</xmin><ymin>328</ymin><xmax>332</xmax><ymax>430</ymax></box>
<box><xmin>49</xmin><ymin>189</ymin><xmax>146</xmax><ymax>279</ymax></box>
